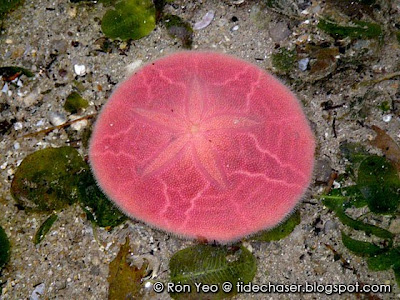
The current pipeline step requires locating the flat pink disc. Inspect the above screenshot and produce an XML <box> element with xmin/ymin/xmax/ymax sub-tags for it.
<box><xmin>89</xmin><ymin>51</ymin><xmax>315</xmax><ymax>242</ymax></box>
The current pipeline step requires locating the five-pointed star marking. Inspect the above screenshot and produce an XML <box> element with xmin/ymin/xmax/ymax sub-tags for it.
<box><xmin>132</xmin><ymin>79</ymin><xmax>260</xmax><ymax>188</ymax></box>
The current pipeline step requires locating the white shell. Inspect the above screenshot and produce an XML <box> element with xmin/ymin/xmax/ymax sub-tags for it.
<box><xmin>74</xmin><ymin>64</ymin><xmax>86</xmax><ymax>76</ymax></box>
<box><xmin>194</xmin><ymin>10</ymin><xmax>215</xmax><ymax>30</ymax></box>
<box><xmin>382</xmin><ymin>114</ymin><xmax>392</xmax><ymax>123</ymax></box>
<box><xmin>48</xmin><ymin>111</ymin><xmax>67</xmax><ymax>126</ymax></box>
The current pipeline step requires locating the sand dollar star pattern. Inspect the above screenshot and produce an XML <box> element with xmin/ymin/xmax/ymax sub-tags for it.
<box><xmin>132</xmin><ymin>79</ymin><xmax>261</xmax><ymax>188</ymax></box>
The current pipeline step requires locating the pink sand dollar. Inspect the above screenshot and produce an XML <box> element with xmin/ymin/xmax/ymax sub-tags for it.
<box><xmin>89</xmin><ymin>51</ymin><xmax>315</xmax><ymax>242</ymax></box>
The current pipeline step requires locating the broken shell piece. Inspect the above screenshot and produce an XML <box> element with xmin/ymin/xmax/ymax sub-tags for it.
<box><xmin>1</xmin><ymin>83</ymin><xmax>8</xmax><ymax>94</ymax></box>
<box><xmin>298</xmin><ymin>58</ymin><xmax>309</xmax><ymax>71</ymax></box>
<box><xmin>125</xmin><ymin>60</ymin><xmax>143</xmax><ymax>77</ymax></box>
<box><xmin>74</xmin><ymin>64</ymin><xmax>86</xmax><ymax>76</ymax></box>
<box><xmin>48</xmin><ymin>111</ymin><xmax>67</xmax><ymax>126</ymax></box>
<box><xmin>70</xmin><ymin>118</ymin><xmax>88</xmax><ymax>131</ymax></box>
<box><xmin>14</xmin><ymin>122</ymin><xmax>23</xmax><ymax>130</ymax></box>
<box><xmin>30</xmin><ymin>282</ymin><xmax>45</xmax><ymax>300</ymax></box>
<box><xmin>382</xmin><ymin>114</ymin><xmax>392</xmax><ymax>123</ymax></box>
<box><xmin>332</xmin><ymin>181</ymin><xmax>341</xmax><ymax>189</ymax></box>
<box><xmin>193</xmin><ymin>10</ymin><xmax>215</xmax><ymax>30</ymax></box>
<box><xmin>231</xmin><ymin>25</ymin><xmax>239</xmax><ymax>31</ymax></box>
<box><xmin>131</xmin><ymin>254</ymin><xmax>160</xmax><ymax>280</ymax></box>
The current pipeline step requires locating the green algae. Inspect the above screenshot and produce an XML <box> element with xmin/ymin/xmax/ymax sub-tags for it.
<box><xmin>318</xmin><ymin>18</ymin><xmax>382</xmax><ymax>40</ymax></box>
<box><xmin>101</xmin><ymin>0</ymin><xmax>156</xmax><ymax>41</ymax></box>
<box><xmin>341</xmin><ymin>232</ymin><xmax>387</xmax><ymax>257</ymax></box>
<box><xmin>0</xmin><ymin>226</ymin><xmax>10</xmax><ymax>294</ymax></box>
<box><xmin>357</xmin><ymin>156</ymin><xmax>400</xmax><ymax>214</ymax></box>
<box><xmin>34</xmin><ymin>214</ymin><xmax>58</xmax><ymax>245</ymax></box>
<box><xmin>368</xmin><ymin>248</ymin><xmax>400</xmax><ymax>286</ymax></box>
<box><xmin>64</xmin><ymin>92</ymin><xmax>89</xmax><ymax>114</ymax></box>
<box><xmin>10</xmin><ymin>146</ymin><xmax>126</xmax><ymax>228</ymax></box>
<box><xmin>108</xmin><ymin>237</ymin><xmax>148</xmax><ymax>299</ymax></box>
<box><xmin>169</xmin><ymin>244</ymin><xmax>256</xmax><ymax>299</ymax></box>
<box><xmin>0</xmin><ymin>226</ymin><xmax>10</xmax><ymax>269</ymax></box>
<box><xmin>11</xmin><ymin>147</ymin><xmax>87</xmax><ymax>212</ymax></box>
<box><xmin>322</xmin><ymin>140</ymin><xmax>400</xmax><ymax>286</ymax></box>
<box><xmin>339</xmin><ymin>142</ymin><xmax>369</xmax><ymax>165</ymax></box>
<box><xmin>271</xmin><ymin>48</ymin><xmax>297</xmax><ymax>73</ymax></box>
<box><xmin>78</xmin><ymin>169</ymin><xmax>127</xmax><ymax>228</ymax></box>
<box><xmin>378</xmin><ymin>101</ymin><xmax>391</xmax><ymax>112</ymax></box>
<box><xmin>252</xmin><ymin>210</ymin><xmax>300</xmax><ymax>241</ymax></box>
<box><xmin>322</xmin><ymin>195</ymin><xmax>394</xmax><ymax>240</ymax></box>
<box><xmin>0</xmin><ymin>66</ymin><xmax>33</xmax><ymax>81</ymax></box>
<box><xmin>0</xmin><ymin>0</ymin><xmax>22</xmax><ymax>18</ymax></box>
<box><xmin>163</xmin><ymin>14</ymin><xmax>193</xmax><ymax>49</ymax></box>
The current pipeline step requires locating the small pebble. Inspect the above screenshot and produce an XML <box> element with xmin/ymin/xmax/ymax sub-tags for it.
<box><xmin>74</xmin><ymin>64</ymin><xmax>86</xmax><ymax>76</ymax></box>
<box><xmin>314</xmin><ymin>158</ymin><xmax>332</xmax><ymax>183</ymax></box>
<box><xmin>231</xmin><ymin>25</ymin><xmax>239</xmax><ymax>31</ymax></box>
<box><xmin>269</xmin><ymin>21</ymin><xmax>291</xmax><ymax>42</ymax></box>
<box><xmin>389</xmin><ymin>219</ymin><xmax>400</xmax><ymax>234</ymax></box>
<box><xmin>14</xmin><ymin>122</ymin><xmax>23</xmax><ymax>130</ymax></box>
<box><xmin>36</xmin><ymin>119</ymin><xmax>45</xmax><ymax>126</ymax></box>
<box><xmin>14</xmin><ymin>142</ymin><xmax>20</xmax><ymax>150</ymax></box>
<box><xmin>105</xmin><ymin>242</ymin><xmax>112</xmax><ymax>250</ymax></box>
<box><xmin>323</xmin><ymin>220</ymin><xmax>337</xmax><ymax>234</ymax></box>
<box><xmin>55</xmin><ymin>281</ymin><xmax>67</xmax><ymax>291</ymax></box>
<box><xmin>53</xmin><ymin>39</ymin><xmax>69</xmax><ymax>54</ymax></box>
<box><xmin>59</xmin><ymin>69</ymin><xmax>67</xmax><ymax>77</ymax></box>
<box><xmin>119</xmin><ymin>42</ymin><xmax>128</xmax><ymax>50</ymax></box>
<box><xmin>17</xmin><ymin>91</ymin><xmax>27</xmax><ymax>97</ymax></box>
<box><xmin>67</xmin><ymin>6</ymin><xmax>77</xmax><ymax>18</ymax></box>
<box><xmin>90</xmin><ymin>266</ymin><xmax>100</xmax><ymax>276</ymax></box>
<box><xmin>91</xmin><ymin>256</ymin><xmax>100</xmax><ymax>266</ymax></box>
<box><xmin>298</xmin><ymin>58</ymin><xmax>309</xmax><ymax>71</ymax></box>
<box><xmin>311</xmin><ymin>4</ymin><xmax>322</xmax><ymax>13</ymax></box>
<box><xmin>242</xmin><ymin>241</ymin><xmax>253</xmax><ymax>253</ymax></box>
<box><xmin>30</xmin><ymin>283</ymin><xmax>45</xmax><ymax>300</ymax></box>
<box><xmin>23</xmin><ymin>90</ymin><xmax>41</xmax><ymax>107</ymax></box>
